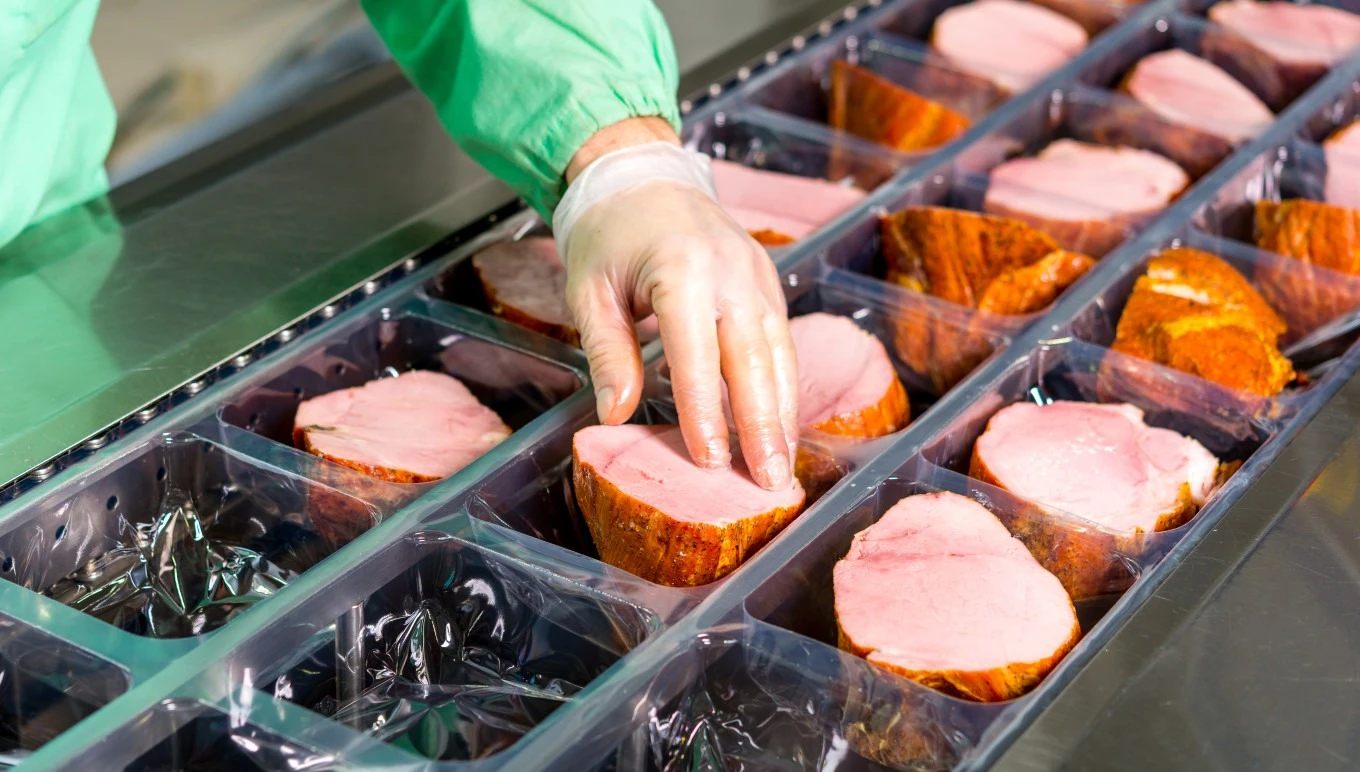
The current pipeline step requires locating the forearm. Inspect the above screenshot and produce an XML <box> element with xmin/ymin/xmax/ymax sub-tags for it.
<box><xmin>360</xmin><ymin>0</ymin><xmax>682</xmax><ymax>218</ymax></box>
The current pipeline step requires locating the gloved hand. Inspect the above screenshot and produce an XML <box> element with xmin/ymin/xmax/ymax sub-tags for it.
<box><xmin>554</xmin><ymin>136</ymin><xmax>798</xmax><ymax>490</ymax></box>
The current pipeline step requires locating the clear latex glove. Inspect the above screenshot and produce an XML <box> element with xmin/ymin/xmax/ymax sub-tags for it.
<box><xmin>554</xmin><ymin>141</ymin><xmax>799</xmax><ymax>490</ymax></box>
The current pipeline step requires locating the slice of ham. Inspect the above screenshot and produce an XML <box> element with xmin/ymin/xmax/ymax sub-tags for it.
<box><xmin>1254</xmin><ymin>198</ymin><xmax>1360</xmax><ymax>330</ymax></box>
<box><xmin>1208</xmin><ymin>0</ymin><xmax>1360</xmax><ymax>69</ymax></box>
<box><xmin>711</xmin><ymin>159</ymin><xmax>868</xmax><ymax>244</ymax></box>
<box><xmin>788</xmin><ymin>313</ymin><xmax>909</xmax><ymax>500</ymax></box>
<box><xmin>1325</xmin><ymin>121</ymin><xmax>1360</xmax><ymax>209</ymax></box>
<box><xmin>1122</xmin><ymin>49</ymin><xmax>1274</xmax><ymax>143</ymax></box>
<box><xmin>983</xmin><ymin>139</ymin><xmax>1189</xmax><ymax>256</ymax></box>
<box><xmin>472</xmin><ymin>238</ymin><xmax>659</xmax><ymax>346</ymax></box>
<box><xmin>827</xmin><ymin>60</ymin><xmax>972</xmax><ymax>154</ymax></box>
<box><xmin>834</xmin><ymin>492</ymin><xmax>1079</xmax><ymax>702</ymax></box>
<box><xmin>294</xmin><ymin>370</ymin><xmax>511</xmax><ymax>483</ymax></box>
<box><xmin>971</xmin><ymin>401</ymin><xmax>1220</xmax><ymax>534</ymax></box>
<box><xmin>1113</xmin><ymin>247</ymin><xmax>1293</xmax><ymax>396</ymax></box>
<box><xmin>573</xmin><ymin>424</ymin><xmax>806</xmax><ymax>586</ymax></box>
<box><xmin>931</xmin><ymin>0</ymin><xmax>1088</xmax><ymax>93</ymax></box>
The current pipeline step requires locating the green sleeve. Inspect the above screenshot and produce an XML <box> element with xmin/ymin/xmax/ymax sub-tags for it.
<box><xmin>0</xmin><ymin>0</ymin><xmax>115</xmax><ymax>249</ymax></box>
<box><xmin>360</xmin><ymin>0</ymin><xmax>682</xmax><ymax>219</ymax></box>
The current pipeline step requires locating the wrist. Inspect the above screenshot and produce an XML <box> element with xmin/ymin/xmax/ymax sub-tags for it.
<box><xmin>566</xmin><ymin>117</ymin><xmax>680</xmax><ymax>184</ymax></box>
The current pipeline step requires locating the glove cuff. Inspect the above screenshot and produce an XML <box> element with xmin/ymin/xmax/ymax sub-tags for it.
<box><xmin>552</xmin><ymin>142</ymin><xmax>719</xmax><ymax>260</ymax></box>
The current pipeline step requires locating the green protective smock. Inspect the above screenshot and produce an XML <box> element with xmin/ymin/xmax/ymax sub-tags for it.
<box><xmin>0</xmin><ymin>0</ymin><xmax>680</xmax><ymax>463</ymax></box>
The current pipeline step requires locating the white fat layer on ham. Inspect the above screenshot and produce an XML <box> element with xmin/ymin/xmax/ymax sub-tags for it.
<box><xmin>710</xmin><ymin>159</ymin><xmax>867</xmax><ymax>238</ymax></box>
<box><xmin>834</xmin><ymin>492</ymin><xmax>1077</xmax><ymax>673</ymax></box>
<box><xmin>295</xmin><ymin>370</ymin><xmax>511</xmax><ymax>480</ymax></box>
<box><xmin>932</xmin><ymin>0</ymin><xmax>1088</xmax><ymax>92</ymax></box>
<box><xmin>984</xmin><ymin>139</ymin><xmax>1189</xmax><ymax>221</ymax></box>
<box><xmin>1124</xmin><ymin>49</ymin><xmax>1274</xmax><ymax>143</ymax></box>
<box><xmin>1208</xmin><ymin>0</ymin><xmax>1360</xmax><ymax>68</ymax></box>
<box><xmin>574</xmin><ymin>424</ymin><xmax>804</xmax><ymax>525</ymax></box>
<box><xmin>790</xmin><ymin>313</ymin><xmax>898</xmax><ymax>428</ymax></box>
<box><xmin>974</xmin><ymin>400</ymin><xmax>1220</xmax><ymax>533</ymax></box>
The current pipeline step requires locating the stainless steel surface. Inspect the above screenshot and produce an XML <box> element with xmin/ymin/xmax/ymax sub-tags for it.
<box><xmin>0</xmin><ymin>0</ymin><xmax>848</xmax><ymax>489</ymax></box>
<box><xmin>990</xmin><ymin>366</ymin><xmax>1360</xmax><ymax>772</ymax></box>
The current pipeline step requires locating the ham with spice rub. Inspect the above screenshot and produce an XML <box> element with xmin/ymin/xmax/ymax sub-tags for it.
<box><xmin>931</xmin><ymin>0</ymin><xmax>1088</xmax><ymax>93</ymax></box>
<box><xmin>710</xmin><ymin>158</ymin><xmax>868</xmax><ymax>246</ymax></box>
<box><xmin>1122</xmin><ymin>50</ymin><xmax>1274</xmax><ymax>143</ymax></box>
<box><xmin>1324</xmin><ymin>121</ymin><xmax>1360</xmax><ymax>209</ymax></box>
<box><xmin>834</xmin><ymin>492</ymin><xmax>1079</xmax><ymax>703</ymax></box>
<box><xmin>788</xmin><ymin>313</ymin><xmax>910</xmax><ymax>497</ymax></box>
<box><xmin>970</xmin><ymin>400</ymin><xmax>1225</xmax><ymax>597</ymax></box>
<box><xmin>573</xmin><ymin>424</ymin><xmax>806</xmax><ymax>587</ymax></box>
<box><xmin>827</xmin><ymin>60</ymin><xmax>973</xmax><ymax>155</ymax></box>
<box><xmin>1204</xmin><ymin>0</ymin><xmax>1360</xmax><ymax>109</ymax></box>
<box><xmin>983</xmin><ymin>139</ymin><xmax>1189</xmax><ymax>256</ymax></box>
<box><xmin>1254</xmin><ymin>197</ymin><xmax>1360</xmax><ymax>330</ymax></box>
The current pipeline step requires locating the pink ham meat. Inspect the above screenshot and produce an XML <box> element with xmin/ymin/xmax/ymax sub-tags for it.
<box><xmin>972</xmin><ymin>401</ymin><xmax>1219</xmax><ymax>534</ymax></box>
<box><xmin>573</xmin><ymin>424</ymin><xmax>806</xmax><ymax>587</ymax></box>
<box><xmin>834</xmin><ymin>492</ymin><xmax>1079</xmax><ymax>702</ymax></box>
<box><xmin>1325</xmin><ymin>121</ymin><xmax>1360</xmax><ymax>208</ymax></box>
<box><xmin>931</xmin><ymin>0</ymin><xmax>1088</xmax><ymax>93</ymax></box>
<box><xmin>472</xmin><ymin>238</ymin><xmax>659</xmax><ymax>346</ymax></box>
<box><xmin>788</xmin><ymin>313</ymin><xmax>909</xmax><ymax>499</ymax></box>
<box><xmin>294</xmin><ymin>370</ymin><xmax>511</xmax><ymax>483</ymax></box>
<box><xmin>711</xmin><ymin>159</ymin><xmax>867</xmax><ymax>244</ymax></box>
<box><xmin>983</xmin><ymin>139</ymin><xmax>1189</xmax><ymax>256</ymax></box>
<box><xmin>1123</xmin><ymin>50</ymin><xmax>1274</xmax><ymax>143</ymax></box>
<box><xmin>1206</xmin><ymin>0</ymin><xmax>1360</xmax><ymax>109</ymax></box>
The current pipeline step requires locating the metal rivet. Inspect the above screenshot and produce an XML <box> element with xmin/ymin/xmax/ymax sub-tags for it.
<box><xmin>134</xmin><ymin>406</ymin><xmax>159</xmax><ymax>424</ymax></box>
<box><xmin>708</xmin><ymin>83</ymin><xmax>722</xmax><ymax>97</ymax></box>
<box><xmin>819</xmin><ymin>21</ymin><xmax>833</xmax><ymax>35</ymax></box>
<box><xmin>765</xmin><ymin>50</ymin><xmax>780</xmax><ymax>65</ymax></box>
<box><xmin>362</xmin><ymin>280</ymin><xmax>380</xmax><ymax>296</ymax></box>
<box><xmin>82</xmin><ymin>434</ymin><xmax>108</xmax><ymax>451</ymax></box>
<box><xmin>276</xmin><ymin>328</ymin><xmax>295</xmax><ymax>344</ymax></box>
<box><xmin>232</xmin><ymin>353</ymin><xmax>252</xmax><ymax>369</ymax></box>
<box><xmin>737</xmin><ymin>66</ymin><xmax>751</xmax><ymax>81</ymax></box>
<box><xmin>29</xmin><ymin>465</ymin><xmax>55</xmax><ymax>482</ymax></box>
<box><xmin>321</xmin><ymin>305</ymin><xmax>339</xmax><ymax>319</ymax></box>
<box><xmin>680</xmin><ymin>99</ymin><xmax>693</xmax><ymax>114</ymax></box>
<box><xmin>792</xmin><ymin>36</ymin><xmax>806</xmax><ymax>50</ymax></box>
<box><xmin>845</xmin><ymin>6</ymin><xmax>858</xmax><ymax>18</ymax></box>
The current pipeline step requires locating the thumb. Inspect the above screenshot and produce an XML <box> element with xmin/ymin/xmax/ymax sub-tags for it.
<box><xmin>571</xmin><ymin>280</ymin><xmax>645</xmax><ymax>425</ymax></box>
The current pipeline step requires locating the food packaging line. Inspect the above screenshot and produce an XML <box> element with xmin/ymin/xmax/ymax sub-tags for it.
<box><xmin>3</xmin><ymin>0</ymin><xmax>1360</xmax><ymax>769</ymax></box>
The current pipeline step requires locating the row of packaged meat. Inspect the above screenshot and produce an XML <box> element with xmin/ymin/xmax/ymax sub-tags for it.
<box><xmin>4</xmin><ymin>0</ymin><xmax>1360</xmax><ymax>768</ymax></box>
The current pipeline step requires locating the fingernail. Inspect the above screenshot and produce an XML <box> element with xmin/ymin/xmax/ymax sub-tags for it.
<box><xmin>762</xmin><ymin>449</ymin><xmax>792</xmax><ymax>490</ymax></box>
<box><xmin>698</xmin><ymin>439</ymin><xmax>731</xmax><ymax>470</ymax></box>
<box><xmin>595</xmin><ymin>386</ymin><xmax>615</xmax><ymax>422</ymax></box>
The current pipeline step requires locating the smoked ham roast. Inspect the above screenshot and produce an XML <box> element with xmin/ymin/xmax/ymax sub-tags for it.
<box><xmin>1122</xmin><ymin>50</ymin><xmax>1274</xmax><ymax>143</ymax></box>
<box><xmin>828</xmin><ymin>60</ymin><xmax>972</xmax><ymax>154</ymax></box>
<box><xmin>931</xmin><ymin>0</ymin><xmax>1088</xmax><ymax>93</ymax></box>
<box><xmin>881</xmin><ymin>206</ymin><xmax>1096</xmax><ymax>389</ymax></box>
<box><xmin>294</xmin><ymin>370</ymin><xmax>511</xmax><ymax>483</ymax></box>
<box><xmin>1254</xmin><ymin>198</ymin><xmax>1360</xmax><ymax>330</ymax></box>
<box><xmin>834</xmin><ymin>492</ymin><xmax>1079</xmax><ymax>701</ymax></box>
<box><xmin>1204</xmin><ymin>0</ymin><xmax>1360</xmax><ymax>109</ymax></box>
<box><xmin>573</xmin><ymin>424</ymin><xmax>806</xmax><ymax>586</ymax></box>
<box><xmin>1112</xmin><ymin>247</ymin><xmax>1293</xmax><ymax>396</ymax></box>
<box><xmin>789</xmin><ymin>313</ymin><xmax>910</xmax><ymax>497</ymax></box>
<box><xmin>983</xmin><ymin>140</ymin><xmax>1189</xmax><ymax>256</ymax></box>
<box><xmin>711</xmin><ymin>158</ymin><xmax>868</xmax><ymax>245</ymax></box>
<box><xmin>971</xmin><ymin>400</ymin><xmax>1223</xmax><ymax>596</ymax></box>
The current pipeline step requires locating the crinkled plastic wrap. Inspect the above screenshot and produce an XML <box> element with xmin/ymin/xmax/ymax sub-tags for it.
<box><xmin>267</xmin><ymin>530</ymin><xmax>656</xmax><ymax>762</ymax></box>
<box><xmin>124</xmin><ymin>702</ymin><xmax>338</xmax><ymax>772</ymax></box>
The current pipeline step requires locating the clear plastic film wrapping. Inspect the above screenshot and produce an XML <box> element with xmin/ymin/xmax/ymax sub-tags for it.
<box><xmin>5</xmin><ymin>0</ymin><xmax>1360</xmax><ymax>769</ymax></box>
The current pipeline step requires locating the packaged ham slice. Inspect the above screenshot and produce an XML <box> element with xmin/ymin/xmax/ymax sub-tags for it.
<box><xmin>573</xmin><ymin>424</ymin><xmax>806</xmax><ymax>587</ymax></box>
<box><xmin>881</xmin><ymin>206</ymin><xmax>1095</xmax><ymax>389</ymax></box>
<box><xmin>1254</xmin><ymin>198</ymin><xmax>1360</xmax><ymax>330</ymax></box>
<box><xmin>1204</xmin><ymin>0</ymin><xmax>1360</xmax><ymax>110</ymax></box>
<box><xmin>1324</xmin><ymin>121</ymin><xmax>1360</xmax><ymax>209</ymax></box>
<box><xmin>931</xmin><ymin>0</ymin><xmax>1088</xmax><ymax>93</ymax></box>
<box><xmin>1112</xmin><ymin>247</ymin><xmax>1293</xmax><ymax>396</ymax></box>
<box><xmin>834</xmin><ymin>492</ymin><xmax>1079</xmax><ymax>702</ymax></box>
<box><xmin>788</xmin><ymin>313</ymin><xmax>910</xmax><ymax>497</ymax></box>
<box><xmin>827</xmin><ymin>60</ymin><xmax>972</xmax><ymax>154</ymax></box>
<box><xmin>971</xmin><ymin>400</ymin><xmax>1226</xmax><ymax>596</ymax></box>
<box><xmin>1121</xmin><ymin>49</ymin><xmax>1274</xmax><ymax>143</ymax></box>
<box><xmin>710</xmin><ymin>158</ymin><xmax>868</xmax><ymax>245</ymax></box>
<box><xmin>983</xmin><ymin>139</ymin><xmax>1189</xmax><ymax>257</ymax></box>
